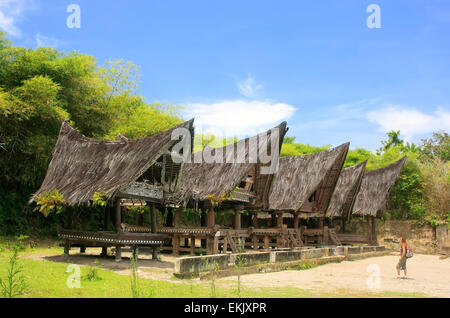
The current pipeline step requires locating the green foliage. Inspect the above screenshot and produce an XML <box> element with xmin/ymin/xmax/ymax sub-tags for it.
<box><xmin>0</xmin><ymin>247</ymin><xmax>27</xmax><ymax>298</ymax></box>
<box><xmin>92</xmin><ymin>192</ymin><xmax>108</xmax><ymax>207</ymax></box>
<box><xmin>130</xmin><ymin>251</ymin><xmax>153</xmax><ymax>298</ymax></box>
<box><xmin>0</xmin><ymin>34</ymin><xmax>184</xmax><ymax>236</ymax></box>
<box><xmin>33</xmin><ymin>190</ymin><xmax>65</xmax><ymax>217</ymax></box>
<box><xmin>280</xmin><ymin>139</ymin><xmax>330</xmax><ymax>157</ymax></box>
<box><xmin>85</xmin><ymin>259</ymin><xmax>102</xmax><ymax>281</ymax></box>
<box><xmin>419</xmin><ymin>131</ymin><xmax>450</xmax><ymax>162</ymax></box>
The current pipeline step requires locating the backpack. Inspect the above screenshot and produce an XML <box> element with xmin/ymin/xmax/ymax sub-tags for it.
<box><xmin>406</xmin><ymin>246</ymin><xmax>413</xmax><ymax>258</ymax></box>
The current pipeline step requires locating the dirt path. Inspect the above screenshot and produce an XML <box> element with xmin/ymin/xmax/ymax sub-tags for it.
<box><xmin>219</xmin><ymin>254</ymin><xmax>450</xmax><ymax>297</ymax></box>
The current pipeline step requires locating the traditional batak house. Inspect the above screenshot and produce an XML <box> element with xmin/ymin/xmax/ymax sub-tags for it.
<box><xmin>326</xmin><ymin>161</ymin><xmax>367</xmax><ymax>232</ymax></box>
<box><xmin>160</xmin><ymin>122</ymin><xmax>288</xmax><ymax>255</ymax></box>
<box><xmin>350</xmin><ymin>156</ymin><xmax>407</xmax><ymax>245</ymax></box>
<box><xmin>30</xmin><ymin>119</ymin><xmax>194</xmax><ymax>261</ymax></box>
<box><xmin>263</xmin><ymin>143</ymin><xmax>350</xmax><ymax>247</ymax></box>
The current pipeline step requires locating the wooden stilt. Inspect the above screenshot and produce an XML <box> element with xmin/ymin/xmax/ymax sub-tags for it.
<box><xmin>115</xmin><ymin>246</ymin><xmax>122</xmax><ymax>262</ymax></box>
<box><xmin>323</xmin><ymin>226</ymin><xmax>329</xmax><ymax>245</ymax></box>
<box><xmin>366</xmin><ymin>216</ymin><xmax>371</xmax><ymax>244</ymax></box>
<box><xmin>207</xmin><ymin>206</ymin><xmax>215</xmax><ymax>227</ymax></box>
<box><xmin>101</xmin><ymin>205</ymin><xmax>110</xmax><ymax>256</ymax></box>
<box><xmin>264</xmin><ymin>235</ymin><xmax>269</xmax><ymax>249</ymax></box>
<box><xmin>114</xmin><ymin>197</ymin><xmax>122</xmax><ymax>262</ymax></box>
<box><xmin>293</xmin><ymin>213</ymin><xmax>299</xmax><ymax>229</ymax></box>
<box><xmin>150</xmin><ymin>203</ymin><xmax>158</xmax><ymax>260</ymax></box>
<box><xmin>173</xmin><ymin>234</ymin><xmax>180</xmax><ymax>256</ymax></box>
<box><xmin>64</xmin><ymin>241</ymin><xmax>70</xmax><ymax>256</ymax></box>
<box><xmin>252</xmin><ymin>235</ymin><xmax>258</xmax><ymax>250</ymax></box>
<box><xmin>234</xmin><ymin>209</ymin><xmax>241</xmax><ymax>230</ymax></box>
<box><xmin>223</xmin><ymin>236</ymin><xmax>228</xmax><ymax>253</ymax></box>
<box><xmin>371</xmin><ymin>216</ymin><xmax>377</xmax><ymax>246</ymax></box>
<box><xmin>206</xmin><ymin>236</ymin><xmax>213</xmax><ymax>254</ymax></box>
<box><xmin>174</xmin><ymin>207</ymin><xmax>182</xmax><ymax>228</ymax></box>
<box><xmin>190</xmin><ymin>236</ymin><xmax>196</xmax><ymax>255</ymax></box>
<box><xmin>252</xmin><ymin>214</ymin><xmax>258</xmax><ymax>228</ymax></box>
<box><xmin>277</xmin><ymin>213</ymin><xmax>283</xmax><ymax>227</ymax></box>
<box><xmin>213</xmin><ymin>235</ymin><xmax>219</xmax><ymax>254</ymax></box>
<box><xmin>115</xmin><ymin>197</ymin><xmax>122</xmax><ymax>233</ymax></box>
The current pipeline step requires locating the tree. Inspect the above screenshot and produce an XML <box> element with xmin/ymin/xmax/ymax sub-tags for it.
<box><xmin>0</xmin><ymin>33</ymin><xmax>184</xmax><ymax>236</ymax></box>
<box><xmin>378</xmin><ymin>130</ymin><xmax>404</xmax><ymax>154</ymax></box>
<box><xmin>419</xmin><ymin>131</ymin><xmax>450</xmax><ymax>162</ymax></box>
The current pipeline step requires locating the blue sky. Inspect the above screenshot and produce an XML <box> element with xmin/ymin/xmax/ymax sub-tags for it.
<box><xmin>1</xmin><ymin>0</ymin><xmax>449</xmax><ymax>150</ymax></box>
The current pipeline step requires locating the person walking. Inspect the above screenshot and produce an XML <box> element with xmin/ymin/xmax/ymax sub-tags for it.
<box><xmin>396</xmin><ymin>237</ymin><xmax>408</xmax><ymax>279</ymax></box>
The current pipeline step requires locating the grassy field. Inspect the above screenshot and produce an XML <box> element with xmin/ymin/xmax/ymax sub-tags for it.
<box><xmin>0</xmin><ymin>237</ymin><xmax>429</xmax><ymax>298</ymax></box>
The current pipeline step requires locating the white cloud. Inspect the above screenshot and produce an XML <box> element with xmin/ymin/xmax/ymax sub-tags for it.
<box><xmin>36</xmin><ymin>33</ymin><xmax>62</xmax><ymax>48</ymax></box>
<box><xmin>366</xmin><ymin>105</ymin><xmax>450</xmax><ymax>140</ymax></box>
<box><xmin>237</xmin><ymin>76</ymin><xmax>263</xmax><ymax>98</ymax></box>
<box><xmin>185</xmin><ymin>100</ymin><xmax>297</xmax><ymax>137</ymax></box>
<box><xmin>0</xmin><ymin>0</ymin><xmax>34</xmax><ymax>37</ymax></box>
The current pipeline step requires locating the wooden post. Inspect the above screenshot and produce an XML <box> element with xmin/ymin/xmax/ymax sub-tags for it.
<box><xmin>252</xmin><ymin>213</ymin><xmax>259</xmax><ymax>228</ymax></box>
<box><xmin>264</xmin><ymin>235</ymin><xmax>269</xmax><ymax>249</ymax></box>
<box><xmin>174</xmin><ymin>207</ymin><xmax>182</xmax><ymax>228</ymax></box>
<box><xmin>371</xmin><ymin>216</ymin><xmax>377</xmax><ymax>246</ymax></box>
<box><xmin>190</xmin><ymin>236</ymin><xmax>196</xmax><ymax>255</ymax></box>
<box><xmin>323</xmin><ymin>226</ymin><xmax>329</xmax><ymax>245</ymax></box>
<box><xmin>252</xmin><ymin>235</ymin><xmax>259</xmax><ymax>250</ymax></box>
<box><xmin>114</xmin><ymin>197</ymin><xmax>122</xmax><ymax>262</ymax></box>
<box><xmin>64</xmin><ymin>241</ymin><xmax>70</xmax><ymax>256</ymax></box>
<box><xmin>213</xmin><ymin>235</ymin><xmax>219</xmax><ymax>254</ymax></box>
<box><xmin>101</xmin><ymin>206</ymin><xmax>110</xmax><ymax>257</ymax></box>
<box><xmin>206</xmin><ymin>236</ymin><xmax>214</xmax><ymax>254</ymax></box>
<box><xmin>293</xmin><ymin>213</ymin><xmax>299</xmax><ymax>229</ymax></box>
<box><xmin>223</xmin><ymin>235</ymin><xmax>228</xmax><ymax>254</ymax></box>
<box><xmin>276</xmin><ymin>213</ymin><xmax>283</xmax><ymax>227</ymax></box>
<box><xmin>234</xmin><ymin>209</ymin><xmax>241</xmax><ymax>230</ymax></box>
<box><xmin>64</xmin><ymin>206</ymin><xmax>73</xmax><ymax>257</ymax></box>
<box><xmin>366</xmin><ymin>216</ymin><xmax>372</xmax><ymax>244</ymax></box>
<box><xmin>151</xmin><ymin>203</ymin><xmax>158</xmax><ymax>260</ymax></box>
<box><xmin>115</xmin><ymin>245</ymin><xmax>122</xmax><ymax>262</ymax></box>
<box><xmin>207</xmin><ymin>206</ymin><xmax>215</xmax><ymax>227</ymax></box>
<box><xmin>173</xmin><ymin>234</ymin><xmax>180</xmax><ymax>256</ymax></box>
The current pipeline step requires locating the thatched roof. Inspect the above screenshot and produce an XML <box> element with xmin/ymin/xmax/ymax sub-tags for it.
<box><xmin>326</xmin><ymin>161</ymin><xmax>367</xmax><ymax>219</ymax></box>
<box><xmin>352</xmin><ymin>156</ymin><xmax>407</xmax><ymax>218</ymax></box>
<box><xmin>268</xmin><ymin>143</ymin><xmax>349</xmax><ymax>214</ymax></box>
<box><xmin>172</xmin><ymin>122</ymin><xmax>288</xmax><ymax>207</ymax></box>
<box><xmin>30</xmin><ymin>119</ymin><xmax>194</xmax><ymax>206</ymax></box>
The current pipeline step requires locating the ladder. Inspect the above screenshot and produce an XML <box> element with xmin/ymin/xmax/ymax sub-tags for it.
<box><xmin>288</xmin><ymin>229</ymin><xmax>304</xmax><ymax>247</ymax></box>
<box><xmin>328</xmin><ymin>228</ymin><xmax>341</xmax><ymax>245</ymax></box>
